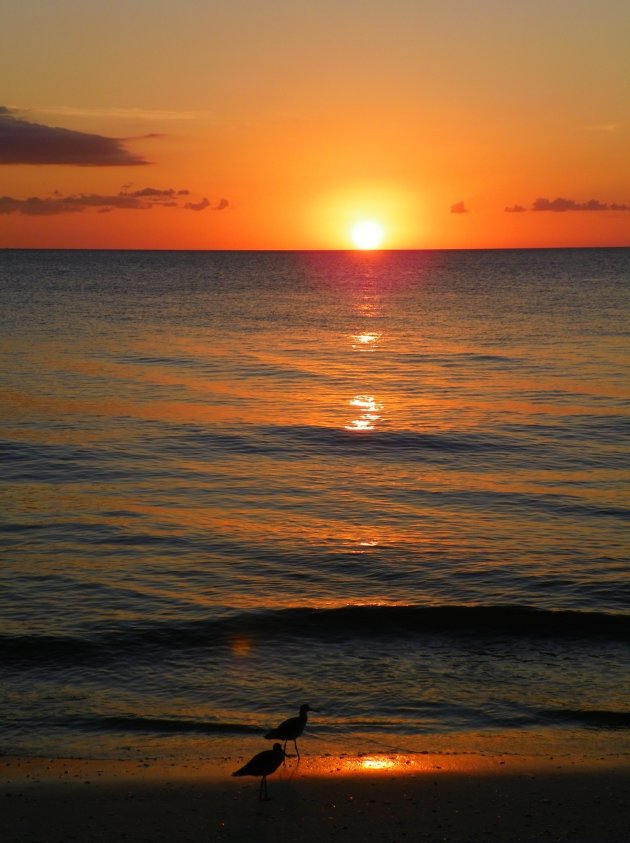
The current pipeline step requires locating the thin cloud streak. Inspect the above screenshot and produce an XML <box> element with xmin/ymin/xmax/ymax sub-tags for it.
<box><xmin>584</xmin><ymin>123</ymin><xmax>620</xmax><ymax>132</ymax></box>
<box><xmin>25</xmin><ymin>105</ymin><xmax>209</xmax><ymax>121</ymax></box>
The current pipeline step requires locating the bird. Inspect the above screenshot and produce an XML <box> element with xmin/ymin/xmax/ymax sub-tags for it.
<box><xmin>232</xmin><ymin>743</ymin><xmax>285</xmax><ymax>801</ymax></box>
<box><xmin>264</xmin><ymin>703</ymin><xmax>315</xmax><ymax>758</ymax></box>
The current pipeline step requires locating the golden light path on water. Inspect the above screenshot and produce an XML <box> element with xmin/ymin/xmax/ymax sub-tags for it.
<box><xmin>346</xmin><ymin>326</ymin><xmax>383</xmax><ymax>431</ymax></box>
<box><xmin>345</xmin><ymin>394</ymin><xmax>382</xmax><ymax>431</ymax></box>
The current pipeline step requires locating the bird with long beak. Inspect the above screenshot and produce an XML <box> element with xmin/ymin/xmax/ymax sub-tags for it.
<box><xmin>264</xmin><ymin>703</ymin><xmax>315</xmax><ymax>758</ymax></box>
<box><xmin>232</xmin><ymin>743</ymin><xmax>285</xmax><ymax>801</ymax></box>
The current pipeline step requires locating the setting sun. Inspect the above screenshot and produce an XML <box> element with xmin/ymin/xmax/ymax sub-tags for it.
<box><xmin>351</xmin><ymin>220</ymin><xmax>384</xmax><ymax>250</ymax></box>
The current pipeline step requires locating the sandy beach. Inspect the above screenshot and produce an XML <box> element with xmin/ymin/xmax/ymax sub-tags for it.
<box><xmin>3</xmin><ymin>753</ymin><xmax>629</xmax><ymax>843</ymax></box>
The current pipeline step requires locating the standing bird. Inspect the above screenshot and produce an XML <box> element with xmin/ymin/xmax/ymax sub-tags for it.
<box><xmin>232</xmin><ymin>743</ymin><xmax>285</xmax><ymax>801</ymax></box>
<box><xmin>264</xmin><ymin>703</ymin><xmax>315</xmax><ymax>758</ymax></box>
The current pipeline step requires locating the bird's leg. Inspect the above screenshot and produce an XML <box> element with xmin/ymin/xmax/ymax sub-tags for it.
<box><xmin>258</xmin><ymin>777</ymin><xmax>264</xmax><ymax>801</ymax></box>
<box><xmin>294</xmin><ymin>739</ymin><xmax>300</xmax><ymax>759</ymax></box>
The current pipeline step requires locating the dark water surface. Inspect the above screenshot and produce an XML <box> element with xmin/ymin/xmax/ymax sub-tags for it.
<box><xmin>1</xmin><ymin>248</ymin><xmax>628</xmax><ymax>759</ymax></box>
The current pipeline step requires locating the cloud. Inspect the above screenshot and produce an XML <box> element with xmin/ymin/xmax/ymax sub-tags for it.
<box><xmin>0</xmin><ymin>106</ymin><xmax>150</xmax><ymax>165</ymax></box>
<box><xmin>504</xmin><ymin>197</ymin><xmax>630</xmax><ymax>213</ymax></box>
<box><xmin>128</xmin><ymin>187</ymin><xmax>178</xmax><ymax>198</ymax></box>
<box><xmin>0</xmin><ymin>187</ymin><xmax>231</xmax><ymax>216</ymax></box>
<box><xmin>533</xmin><ymin>197</ymin><xmax>630</xmax><ymax>212</ymax></box>
<box><xmin>185</xmin><ymin>197</ymin><xmax>210</xmax><ymax>211</ymax></box>
<box><xmin>185</xmin><ymin>197</ymin><xmax>230</xmax><ymax>211</ymax></box>
<box><xmin>450</xmin><ymin>201</ymin><xmax>469</xmax><ymax>214</ymax></box>
<box><xmin>584</xmin><ymin>123</ymin><xmax>620</xmax><ymax>132</ymax></box>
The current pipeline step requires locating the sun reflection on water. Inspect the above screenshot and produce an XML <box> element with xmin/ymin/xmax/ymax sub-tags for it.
<box><xmin>229</xmin><ymin>636</ymin><xmax>253</xmax><ymax>657</ymax></box>
<box><xmin>351</xmin><ymin>332</ymin><xmax>381</xmax><ymax>350</ymax></box>
<box><xmin>345</xmin><ymin>394</ymin><xmax>382</xmax><ymax>431</ymax></box>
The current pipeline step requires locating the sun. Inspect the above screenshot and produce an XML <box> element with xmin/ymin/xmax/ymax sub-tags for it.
<box><xmin>351</xmin><ymin>220</ymin><xmax>384</xmax><ymax>250</ymax></box>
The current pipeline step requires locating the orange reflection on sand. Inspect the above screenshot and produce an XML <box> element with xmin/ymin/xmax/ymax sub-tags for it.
<box><xmin>345</xmin><ymin>394</ymin><xmax>382</xmax><ymax>431</ymax></box>
<box><xmin>301</xmin><ymin>753</ymin><xmax>433</xmax><ymax>777</ymax></box>
<box><xmin>271</xmin><ymin>750</ymin><xmax>550</xmax><ymax>780</ymax></box>
<box><xmin>361</xmin><ymin>755</ymin><xmax>396</xmax><ymax>771</ymax></box>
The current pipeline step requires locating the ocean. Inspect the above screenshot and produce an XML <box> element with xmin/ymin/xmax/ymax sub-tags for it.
<box><xmin>1</xmin><ymin>247</ymin><xmax>629</xmax><ymax>763</ymax></box>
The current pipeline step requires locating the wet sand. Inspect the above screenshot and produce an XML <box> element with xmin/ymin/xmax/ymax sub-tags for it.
<box><xmin>2</xmin><ymin>754</ymin><xmax>629</xmax><ymax>842</ymax></box>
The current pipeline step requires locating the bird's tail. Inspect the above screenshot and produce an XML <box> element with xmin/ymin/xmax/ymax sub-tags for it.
<box><xmin>264</xmin><ymin>729</ymin><xmax>278</xmax><ymax>739</ymax></box>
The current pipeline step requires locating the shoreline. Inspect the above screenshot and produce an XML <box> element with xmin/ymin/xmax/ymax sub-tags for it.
<box><xmin>3</xmin><ymin>752</ymin><xmax>629</xmax><ymax>843</ymax></box>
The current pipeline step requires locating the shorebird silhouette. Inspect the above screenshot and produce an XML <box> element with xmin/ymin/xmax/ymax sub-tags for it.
<box><xmin>232</xmin><ymin>743</ymin><xmax>285</xmax><ymax>801</ymax></box>
<box><xmin>264</xmin><ymin>703</ymin><xmax>315</xmax><ymax>758</ymax></box>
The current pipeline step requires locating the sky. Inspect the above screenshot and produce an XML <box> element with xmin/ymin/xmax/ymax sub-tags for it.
<box><xmin>1</xmin><ymin>0</ymin><xmax>629</xmax><ymax>250</ymax></box>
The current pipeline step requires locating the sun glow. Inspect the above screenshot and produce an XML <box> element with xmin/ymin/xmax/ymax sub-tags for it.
<box><xmin>351</xmin><ymin>220</ymin><xmax>384</xmax><ymax>250</ymax></box>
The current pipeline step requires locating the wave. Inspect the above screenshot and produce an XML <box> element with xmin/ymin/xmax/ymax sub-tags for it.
<box><xmin>0</xmin><ymin>440</ymin><xmax>155</xmax><ymax>483</ymax></box>
<box><xmin>3</xmin><ymin>605</ymin><xmax>629</xmax><ymax>667</ymax></box>
<box><xmin>212</xmin><ymin>604</ymin><xmax>630</xmax><ymax>640</ymax></box>
<box><xmin>153</xmin><ymin>423</ymin><xmax>626</xmax><ymax>473</ymax></box>
<box><xmin>66</xmin><ymin>709</ymin><xmax>630</xmax><ymax>739</ymax></box>
<box><xmin>76</xmin><ymin>716</ymin><xmax>260</xmax><ymax>736</ymax></box>
<box><xmin>180</xmin><ymin>424</ymin><xmax>523</xmax><ymax>457</ymax></box>
<box><xmin>4</xmin><ymin>414</ymin><xmax>623</xmax><ymax>486</ymax></box>
<box><xmin>79</xmin><ymin>708</ymin><xmax>630</xmax><ymax>735</ymax></box>
<box><xmin>537</xmin><ymin>708</ymin><xmax>630</xmax><ymax>730</ymax></box>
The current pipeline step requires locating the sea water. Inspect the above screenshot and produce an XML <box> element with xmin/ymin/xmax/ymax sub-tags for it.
<box><xmin>1</xmin><ymin>248</ymin><xmax>628</xmax><ymax>760</ymax></box>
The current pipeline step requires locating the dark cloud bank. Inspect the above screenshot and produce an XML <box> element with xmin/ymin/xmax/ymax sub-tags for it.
<box><xmin>0</xmin><ymin>106</ymin><xmax>152</xmax><ymax>166</ymax></box>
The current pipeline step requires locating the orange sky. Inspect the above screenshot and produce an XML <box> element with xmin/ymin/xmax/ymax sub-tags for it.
<box><xmin>1</xmin><ymin>0</ymin><xmax>629</xmax><ymax>249</ymax></box>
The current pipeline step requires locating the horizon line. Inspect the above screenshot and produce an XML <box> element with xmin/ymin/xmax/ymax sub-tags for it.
<box><xmin>2</xmin><ymin>244</ymin><xmax>629</xmax><ymax>253</ymax></box>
